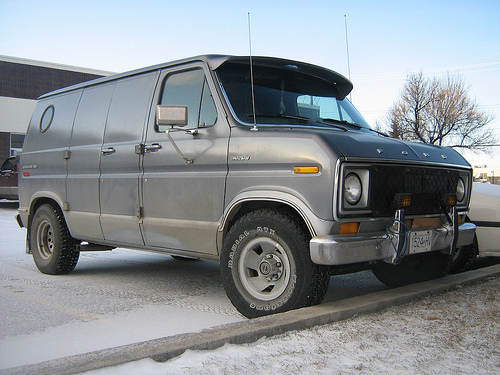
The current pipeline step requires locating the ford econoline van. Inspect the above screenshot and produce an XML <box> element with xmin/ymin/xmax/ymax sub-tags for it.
<box><xmin>17</xmin><ymin>55</ymin><xmax>476</xmax><ymax>317</ymax></box>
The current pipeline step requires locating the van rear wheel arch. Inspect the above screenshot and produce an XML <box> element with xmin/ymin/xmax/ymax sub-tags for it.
<box><xmin>28</xmin><ymin>197</ymin><xmax>66</xmax><ymax>226</ymax></box>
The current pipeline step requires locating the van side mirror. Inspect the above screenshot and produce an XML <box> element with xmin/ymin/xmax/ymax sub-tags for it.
<box><xmin>156</xmin><ymin>105</ymin><xmax>188</xmax><ymax>127</ymax></box>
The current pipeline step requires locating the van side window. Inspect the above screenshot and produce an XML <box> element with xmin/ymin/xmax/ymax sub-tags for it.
<box><xmin>158</xmin><ymin>69</ymin><xmax>217</xmax><ymax>131</ymax></box>
<box><xmin>199</xmin><ymin>78</ymin><xmax>217</xmax><ymax>127</ymax></box>
<box><xmin>39</xmin><ymin>105</ymin><xmax>55</xmax><ymax>133</ymax></box>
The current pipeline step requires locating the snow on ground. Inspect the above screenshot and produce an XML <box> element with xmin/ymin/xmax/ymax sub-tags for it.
<box><xmin>3</xmin><ymin>200</ymin><xmax>499</xmax><ymax>374</ymax></box>
<box><xmin>86</xmin><ymin>276</ymin><xmax>500</xmax><ymax>375</ymax></box>
<box><xmin>0</xmin><ymin>201</ymin><xmax>244</xmax><ymax>369</ymax></box>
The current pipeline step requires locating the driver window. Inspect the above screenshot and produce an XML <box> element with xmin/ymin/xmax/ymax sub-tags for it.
<box><xmin>158</xmin><ymin>68</ymin><xmax>217</xmax><ymax>131</ymax></box>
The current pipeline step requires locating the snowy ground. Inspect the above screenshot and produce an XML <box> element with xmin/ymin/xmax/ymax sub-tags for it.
<box><xmin>2</xmin><ymin>199</ymin><xmax>499</xmax><ymax>374</ymax></box>
<box><xmin>0</xmin><ymin>200</ymin><xmax>386</xmax><ymax>370</ymax></box>
<box><xmin>0</xmin><ymin>200</ymin><xmax>243</xmax><ymax>369</ymax></box>
<box><xmin>86</xmin><ymin>276</ymin><xmax>500</xmax><ymax>374</ymax></box>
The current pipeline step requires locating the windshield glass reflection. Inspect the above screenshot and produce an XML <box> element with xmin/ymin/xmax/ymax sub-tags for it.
<box><xmin>217</xmin><ymin>61</ymin><xmax>372</xmax><ymax>130</ymax></box>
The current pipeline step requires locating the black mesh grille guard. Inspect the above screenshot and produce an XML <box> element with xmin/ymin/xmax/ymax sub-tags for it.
<box><xmin>370</xmin><ymin>165</ymin><xmax>460</xmax><ymax>217</ymax></box>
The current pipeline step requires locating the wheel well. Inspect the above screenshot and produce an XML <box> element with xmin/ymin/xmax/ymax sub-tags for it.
<box><xmin>223</xmin><ymin>201</ymin><xmax>311</xmax><ymax>239</ymax></box>
<box><xmin>31</xmin><ymin>198</ymin><xmax>61</xmax><ymax>217</ymax></box>
<box><xmin>28</xmin><ymin>198</ymin><xmax>63</xmax><ymax>232</ymax></box>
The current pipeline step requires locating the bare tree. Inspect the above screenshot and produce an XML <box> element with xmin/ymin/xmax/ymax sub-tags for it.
<box><xmin>386</xmin><ymin>72</ymin><xmax>496</xmax><ymax>152</ymax></box>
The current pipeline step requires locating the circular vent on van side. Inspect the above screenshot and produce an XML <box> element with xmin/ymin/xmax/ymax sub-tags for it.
<box><xmin>40</xmin><ymin>105</ymin><xmax>55</xmax><ymax>133</ymax></box>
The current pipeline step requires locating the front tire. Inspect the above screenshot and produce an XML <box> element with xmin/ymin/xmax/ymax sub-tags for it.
<box><xmin>449</xmin><ymin>235</ymin><xmax>478</xmax><ymax>274</ymax></box>
<box><xmin>30</xmin><ymin>204</ymin><xmax>79</xmax><ymax>275</ymax></box>
<box><xmin>371</xmin><ymin>251</ymin><xmax>452</xmax><ymax>288</ymax></box>
<box><xmin>220</xmin><ymin>209</ymin><xmax>329</xmax><ymax>318</ymax></box>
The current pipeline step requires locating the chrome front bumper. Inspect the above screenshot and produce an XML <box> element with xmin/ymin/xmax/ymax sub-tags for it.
<box><xmin>310</xmin><ymin>209</ymin><xmax>476</xmax><ymax>266</ymax></box>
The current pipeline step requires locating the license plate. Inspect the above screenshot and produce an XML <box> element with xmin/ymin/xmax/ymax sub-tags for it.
<box><xmin>409</xmin><ymin>230</ymin><xmax>432</xmax><ymax>254</ymax></box>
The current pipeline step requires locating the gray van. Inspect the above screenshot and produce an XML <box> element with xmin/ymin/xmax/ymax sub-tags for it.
<box><xmin>17</xmin><ymin>55</ymin><xmax>476</xmax><ymax>318</ymax></box>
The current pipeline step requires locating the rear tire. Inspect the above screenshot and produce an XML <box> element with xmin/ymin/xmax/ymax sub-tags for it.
<box><xmin>30</xmin><ymin>204</ymin><xmax>79</xmax><ymax>275</ymax></box>
<box><xmin>220</xmin><ymin>209</ymin><xmax>329</xmax><ymax>318</ymax></box>
<box><xmin>371</xmin><ymin>251</ymin><xmax>452</xmax><ymax>288</ymax></box>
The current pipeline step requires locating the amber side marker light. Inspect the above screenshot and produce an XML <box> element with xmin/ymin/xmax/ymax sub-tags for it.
<box><xmin>443</xmin><ymin>194</ymin><xmax>457</xmax><ymax>207</ymax></box>
<box><xmin>339</xmin><ymin>222</ymin><xmax>359</xmax><ymax>235</ymax></box>
<box><xmin>294</xmin><ymin>166</ymin><xmax>319</xmax><ymax>174</ymax></box>
<box><xmin>392</xmin><ymin>193</ymin><xmax>412</xmax><ymax>209</ymax></box>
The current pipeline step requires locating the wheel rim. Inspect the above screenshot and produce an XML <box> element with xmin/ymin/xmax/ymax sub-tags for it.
<box><xmin>238</xmin><ymin>236</ymin><xmax>291</xmax><ymax>301</ymax></box>
<box><xmin>36</xmin><ymin>219</ymin><xmax>54</xmax><ymax>260</ymax></box>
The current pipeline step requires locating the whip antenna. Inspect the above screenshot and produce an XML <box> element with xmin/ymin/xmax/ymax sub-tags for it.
<box><xmin>248</xmin><ymin>12</ymin><xmax>258</xmax><ymax>131</ymax></box>
<box><xmin>344</xmin><ymin>15</ymin><xmax>352</xmax><ymax>101</ymax></box>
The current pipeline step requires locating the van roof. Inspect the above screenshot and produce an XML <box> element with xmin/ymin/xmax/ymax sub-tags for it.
<box><xmin>38</xmin><ymin>55</ymin><xmax>353</xmax><ymax>99</ymax></box>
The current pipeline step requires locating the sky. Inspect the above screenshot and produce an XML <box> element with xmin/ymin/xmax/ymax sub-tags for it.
<box><xmin>1</xmin><ymin>0</ymin><xmax>499</xmax><ymax>166</ymax></box>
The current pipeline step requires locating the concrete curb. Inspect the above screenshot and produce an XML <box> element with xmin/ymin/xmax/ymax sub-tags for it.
<box><xmin>3</xmin><ymin>264</ymin><xmax>500</xmax><ymax>375</ymax></box>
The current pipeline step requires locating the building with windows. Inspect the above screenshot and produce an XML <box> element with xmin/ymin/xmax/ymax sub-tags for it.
<box><xmin>0</xmin><ymin>55</ymin><xmax>113</xmax><ymax>162</ymax></box>
<box><xmin>472</xmin><ymin>166</ymin><xmax>500</xmax><ymax>185</ymax></box>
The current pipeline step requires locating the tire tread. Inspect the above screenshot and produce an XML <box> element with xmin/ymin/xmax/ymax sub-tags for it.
<box><xmin>31</xmin><ymin>204</ymin><xmax>79</xmax><ymax>275</ymax></box>
<box><xmin>221</xmin><ymin>208</ymin><xmax>329</xmax><ymax>317</ymax></box>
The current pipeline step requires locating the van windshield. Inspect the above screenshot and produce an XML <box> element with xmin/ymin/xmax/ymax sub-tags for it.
<box><xmin>216</xmin><ymin>60</ymin><xmax>372</xmax><ymax>130</ymax></box>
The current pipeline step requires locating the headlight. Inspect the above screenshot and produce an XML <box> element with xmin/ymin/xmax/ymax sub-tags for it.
<box><xmin>344</xmin><ymin>173</ymin><xmax>362</xmax><ymax>205</ymax></box>
<box><xmin>338</xmin><ymin>166</ymin><xmax>371</xmax><ymax>217</ymax></box>
<box><xmin>456</xmin><ymin>177</ymin><xmax>465</xmax><ymax>202</ymax></box>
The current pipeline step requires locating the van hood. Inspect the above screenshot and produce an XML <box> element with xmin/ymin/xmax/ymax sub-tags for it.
<box><xmin>321</xmin><ymin>130</ymin><xmax>471</xmax><ymax>168</ymax></box>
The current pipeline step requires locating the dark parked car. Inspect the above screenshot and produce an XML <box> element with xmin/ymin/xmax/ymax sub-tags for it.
<box><xmin>0</xmin><ymin>156</ymin><xmax>19</xmax><ymax>200</ymax></box>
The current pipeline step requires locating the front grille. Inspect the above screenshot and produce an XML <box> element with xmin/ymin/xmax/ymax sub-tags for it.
<box><xmin>370</xmin><ymin>165</ymin><xmax>459</xmax><ymax>217</ymax></box>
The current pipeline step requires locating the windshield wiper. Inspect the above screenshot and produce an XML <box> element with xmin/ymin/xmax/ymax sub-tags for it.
<box><xmin>249</xmin><ymin>114</ymin><xmax>310</xmax><ymax>122</ymax></box>
<box><xmin>370</xmin><ymin>129</ymin><xmax>389</xmax><ymax>137</ymax></box>
<box><xmin>319</xmin><ymin>118</ymin><xmax>389</xmax><ymax>136</ymax></box>
<box><xmin>320</xmin><ymin>118</ymin><xmax>364</xmax><ymax>129</ymax></box>
<box><xmin>314</xmin><ymin>118</ymin><xmax>349</xmax><ymax>131</ymax></box>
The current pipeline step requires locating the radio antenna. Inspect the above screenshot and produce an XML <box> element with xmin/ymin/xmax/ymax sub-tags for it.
<box><xmin>248</xmin><ymin>12</ymin><xmax>258</xmax><ymax>131</ymax></box>
<box><xmin>344</xmin><ymin>15</ymin><xmax>352</xmax><ymax>101</ymax></box>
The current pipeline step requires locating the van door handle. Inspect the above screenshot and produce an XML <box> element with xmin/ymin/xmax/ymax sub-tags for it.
<box><xmin>101</xmin><ymin>147</ymin><xmax>116</xmax><ymax>155</ymax></box>
<box><xmin>144</xmin><ymin>143</ymin><xmax>162</xmax><ymax>152</ymax></box>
